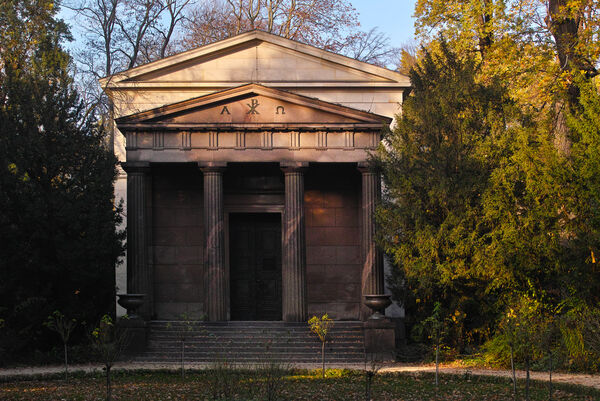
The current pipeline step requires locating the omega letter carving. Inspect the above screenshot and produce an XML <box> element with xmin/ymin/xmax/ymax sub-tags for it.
<box><xmin>276</xmin><ymin>105</ymin><xmax>285</xmax><ymax>115</ymax></box>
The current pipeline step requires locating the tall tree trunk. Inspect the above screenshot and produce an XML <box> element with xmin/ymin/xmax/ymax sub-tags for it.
<box><xmin>478</xmin><ymin>0</ymin><xmax>493</xmax><ymax>59</ymax></box>
<box><xmin>547</xmin><ymin>0</ymin><xmax>596</xmax><ymax>105</ymax></box>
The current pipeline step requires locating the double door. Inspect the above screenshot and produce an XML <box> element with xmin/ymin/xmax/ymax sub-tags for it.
<box><xmin>229</xmin><ymin>213</ymin><xmax>282</xmax><ymax>320</ymax></box>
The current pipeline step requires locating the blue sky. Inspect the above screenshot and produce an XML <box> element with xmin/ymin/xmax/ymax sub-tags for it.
<box><xmin>59</xmin><ymin>0</ymin><xmax>419</xmax><ymax>51</ymax></box>
<box><xmin>352</xmin><ymin>0</ymin><xmax>418</xmax><ymax>46</ymax></box>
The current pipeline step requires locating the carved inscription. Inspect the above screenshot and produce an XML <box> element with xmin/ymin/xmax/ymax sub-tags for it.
<box><xmin>246</xmin><ymin>99</ymin><xmax>260</xmax><ymax>115</ymax></box>
<box><xmin>216</xmin><ymin>99</ymin><xmax>291</xmax><ymax>118</ymax></box>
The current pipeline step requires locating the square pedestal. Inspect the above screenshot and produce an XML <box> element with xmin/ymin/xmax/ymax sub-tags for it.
<box><xmin>364</xmin><ymin>319</ymin><xmax>396</xmax><ymax>360</ymax></box>
<box><xmin>118</xmin><ymin>318</ymin><xmax>147</xmax><ymax>354</ymax></box>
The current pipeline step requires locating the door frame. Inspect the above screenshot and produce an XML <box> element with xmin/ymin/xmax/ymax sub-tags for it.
<box><xmin>224</xmin><ymin>206</ymin><xmax>284</xmax><ymax>321</ymax></box>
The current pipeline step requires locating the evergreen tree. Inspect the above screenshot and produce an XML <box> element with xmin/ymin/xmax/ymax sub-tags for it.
<box><xmin>375</xmin><ymin>40</ymin><xmax>515</xmax><ymax>348</ymax></box>
<box><xmin>0</xmin><ymin>0</ymin><xmax>125</xmax><ymax>362</ymax></box>
<box><xmin>377</xmin><ymin>37</ymin><xmax>600</xmax><ymax>365</ymax></box>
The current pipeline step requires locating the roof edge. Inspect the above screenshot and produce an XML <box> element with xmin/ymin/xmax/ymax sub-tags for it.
<box><xmin>115</xmin><ymin>83</ymin><xmax>393</xmax><ymax>125</ymax></box>
<box><xmin>100</xmin><ymin>30</ymin><xmax>410</xmax><ymax>87</ymax></box>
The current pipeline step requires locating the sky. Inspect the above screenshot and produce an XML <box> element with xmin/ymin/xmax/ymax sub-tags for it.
<box><xmin>58</xmin><ymin>0</ymin><xmax>419</xmax><ymax>55</ymax></box>
<box><xmin>351</xmin><ymin>0</ymin><xmax>418</xmax><ymax>47</ymax></box>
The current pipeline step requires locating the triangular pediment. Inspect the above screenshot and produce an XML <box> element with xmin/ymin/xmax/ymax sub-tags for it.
<box><xmin>116</xmin><ymin>84</ymin><xmax>391</xmax><ymax>128</ymax></box>
<box><xmin>101</xmin><ymin>31</ymin><xmax>410</xmax><ymax>88</ymax></box>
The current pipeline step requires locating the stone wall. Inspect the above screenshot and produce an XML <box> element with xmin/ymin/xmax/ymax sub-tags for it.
<box><xmin>149</xmin><ymin>163</ymin><xmax>362</xmax><ymax>320</ymax></box>
<box><xmin>152</xmin><ymin>165</ymin><xmax>205</xmax><ymax>319</ymax></box>
<box><xmin>305</xmin><ymin>165</ymin><xmax>362</xmax><ymax>320</ymax></box>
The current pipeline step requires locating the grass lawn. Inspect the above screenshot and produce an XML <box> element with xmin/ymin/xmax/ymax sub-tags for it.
<box><xmin>1</xmin><ymin>369</ymin><xmax>599</xmax><ymax>400</ymax></box>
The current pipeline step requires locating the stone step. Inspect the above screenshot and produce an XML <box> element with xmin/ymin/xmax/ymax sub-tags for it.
<box><xmin>146</xmin><ymin>346</ymin><xmax>364</xmax><ymax>353</ymax></box>
<box><xmin>146</xmin><ymin>348</ymin><xmax>363</xmax><ymax>357</ymax></box>
<box><xmin>136</xmin><ymin>321</ymin><xmax>366</xmax><ymax>363</ymax></box>
<box><xmin>147</xmin><ymin>338</ymin><xmax>363</xmax><ymax>345</ymax></box>
<box><xmin>148</xmin><ymin>325</ymin><xmax>363</xmax><ymax>331</ymax></box>
<box><xmin>147</xmin><ymin>335</ymin><xmax>363</xmax><ymax>341</ymax></box>
<box><xmin>144</xmin><ymin>354</ymin><xmax>365</xmax><ymax>360</ymax></box>
<box><xmin>134</xmin><ymin>356</ymin><xmax>366</xmax><ymax>363</ymax></box>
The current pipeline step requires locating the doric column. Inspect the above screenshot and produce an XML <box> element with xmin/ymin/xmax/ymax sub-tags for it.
<box><xmin>359</xmin><ymin>163</ymin><xmax>384</xmax><ymax>298</ymax></box>
<box><xmin>200</xmin><ymin>163</ymin><xmax>227</xmax><ymax>321</ymax></box>
<box><xmin>122</xmin><ymin>162</ymin><xmax>153</xmax><ymax>320</ymax></box>
<box><xmin>281</xmin><ymin>162</ymin><xmax>308</xmax><ymax>322</ymax></box>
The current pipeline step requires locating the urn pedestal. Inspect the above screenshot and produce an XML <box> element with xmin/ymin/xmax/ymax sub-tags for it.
<box><xmin>363</xmin><ymin>294</ymin><xmax>395</xmax><ymax>360</ymax></box>
<box><xmin>117</xmin><ymin>294</ymin><xmax>147</xmax><ymax>354</ymax></box>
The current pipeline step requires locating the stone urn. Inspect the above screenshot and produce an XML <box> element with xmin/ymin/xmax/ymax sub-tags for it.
<box><xmin>363</xmin><ymin>294</ymin><xmax>392</xmax><ymax>320</ymax></box>
<box><xmin>117</xmin><ymin>293</ymin><xmax>145</xmax><ymax>319</ymax></box>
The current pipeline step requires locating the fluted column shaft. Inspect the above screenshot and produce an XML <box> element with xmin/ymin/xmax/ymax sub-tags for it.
<box><xmin>359</xmin><ymin>166</ymin><xmax>384</xmax><ymax>298</ymax></box>
<box><xmin>282</xmin><ymin>165</ymin><xmax>307</xmax><ymax>322</ymax></box>
<box><xmin>202</xmin><ymin>166</ymin><xmax>227</xmax><ymax>321</ymax></box>
<box><xmin>123</xmin><ymin>162</ymin><xmax>153</xmax><ymax>320</ymax></box>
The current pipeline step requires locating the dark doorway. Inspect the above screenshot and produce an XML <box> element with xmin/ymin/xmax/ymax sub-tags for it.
<box><xmin>229</xmin><ymin>213</ymin><xmax>282</xmax><ymax>320</ymax></box>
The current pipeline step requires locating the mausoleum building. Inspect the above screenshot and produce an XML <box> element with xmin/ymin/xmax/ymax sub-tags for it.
<box><xmin>102</xmin><ymin>30</ymin><xmax>410</xmax><ymax>325</ymax></box>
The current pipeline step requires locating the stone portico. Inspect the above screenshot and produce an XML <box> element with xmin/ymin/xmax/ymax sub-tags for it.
<box><xmin>102</xmin><ymin>31</ymin><xmax>410</xmax><ymax>327</ymax></box>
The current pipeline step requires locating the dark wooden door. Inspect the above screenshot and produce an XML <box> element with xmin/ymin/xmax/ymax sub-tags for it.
<box><xmin>230</xmin><ymin>213</ymin><xmax>282</xmax><ymax>320</ymax></box>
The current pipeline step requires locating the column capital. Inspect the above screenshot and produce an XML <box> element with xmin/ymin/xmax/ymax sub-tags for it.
<box><xmin>198</xmin><ymin>161</ymin><xmax>227</xmax><ymax>173</ymax></box>
<box><xmin>280</xmin><ymin>161</ymin><xmax>308</xmax><ymax>174</ymax></box>
<box><xmin>357</xmin><ymin>162</ymin><xmax>378</xmax><ymax>174</ymax></box>
<box><xmin>121</xmin><ymin>162</ymin><xmax>151</xmax><ymax>174</ymax></box>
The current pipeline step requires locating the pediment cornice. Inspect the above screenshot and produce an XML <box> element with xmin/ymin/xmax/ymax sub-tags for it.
<box><xmin>116</xmin><ymin>84</ymin><xmax>392</xmax><ymax>131</ymax></box>
<box><xmin>100</xmin><ymin>31</ymin><xmax>410</xmax><ymax>89</ymax></box>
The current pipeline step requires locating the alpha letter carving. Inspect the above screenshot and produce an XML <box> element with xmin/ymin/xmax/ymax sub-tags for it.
<box><xmin>246</xmin><ymin>99</ymin><xmax>260</xmax><ymax>115</ymax></box>
<box><xmin>220</xmin><ymin>106</ymin><xmax>231</xmax><ymax>115</ymax></box>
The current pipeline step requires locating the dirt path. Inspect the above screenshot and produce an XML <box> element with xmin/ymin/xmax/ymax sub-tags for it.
<box><xmin>1</xmin><ymin>362</ymin><xmax>599</xmax><ymax>390</ymax></box>
<box><xmin>380</xmin><ymin>365</ymin><xmax>600</xmax><ymax>390</ymax></box>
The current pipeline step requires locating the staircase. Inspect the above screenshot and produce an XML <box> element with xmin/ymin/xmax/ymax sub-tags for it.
<box><xmin>134</xmin><ymin>321</ymin><xmax>366</xmax><ymax>364</ymax></box>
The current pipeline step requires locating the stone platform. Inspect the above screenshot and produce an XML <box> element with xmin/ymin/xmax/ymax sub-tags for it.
<box><xmin>133</xmin><ymin>321</ymin><xmax>367</xmax><ymax>364</ymax></box>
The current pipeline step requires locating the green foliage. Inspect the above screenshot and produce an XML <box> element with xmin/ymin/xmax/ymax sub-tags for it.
<box><xmin>377</xmin><ymin>35</ymin><xmax>600</xmax><ymax>372</ymax></box>
<box><xmin>423</xmin><ymin>302</ymin><xmax>449</xmax><ymax>345</ymax></box>
<box><xmin>44</xmin><ymin>311</ymin><xmax>78</xmax><ymax>345</ymax></box>
<box><xmin>308</xmin><ymin>314</ymin><xmax>334</xmax><ymax>378</ymax></box>
<box><xmin>480</xmin><ymin>76</ymin><xmax>600</xmax><ymax>370</ymax></box>
<box><xmin>308</xmin><ymin>314</ymin><xmax>334</xmax><ymax>343</ymax></box>
<box><xmin>0</xmin><ymin>0</ymin><xmax>125</xmax><ymax>363</ymax></box>
<box><xmin>485</xmin><ymin>292</ymin><xmax>551</xmax><ymax>367</ymax></box>
<box><xmin>376</xmin><ymin>40</ymin><xmax>514</xmax><ymax>350</ymax></box>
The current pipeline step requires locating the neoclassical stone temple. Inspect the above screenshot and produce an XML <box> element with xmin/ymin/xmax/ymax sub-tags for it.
<box><xmin>102</xmin><ymin>31</ymin><xmax>410</xmax><ymax>325</ymax></box>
